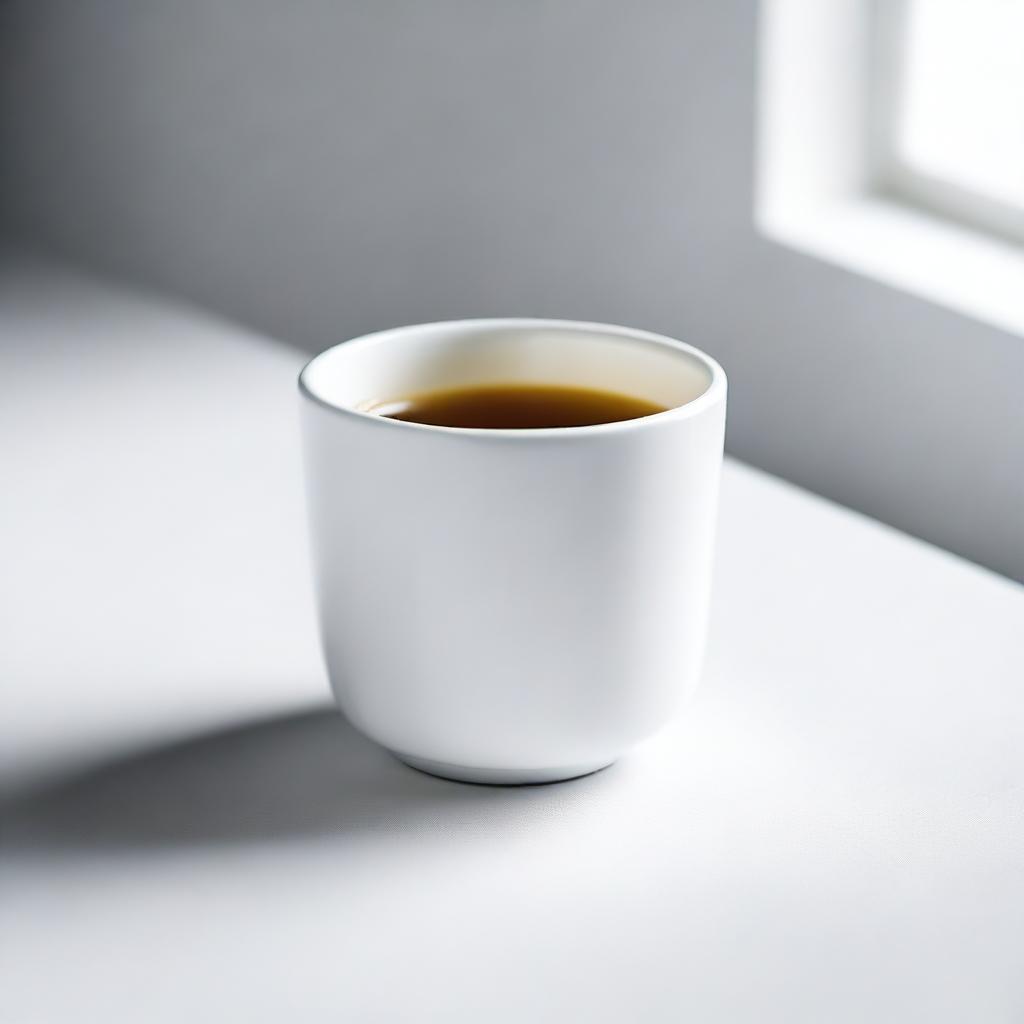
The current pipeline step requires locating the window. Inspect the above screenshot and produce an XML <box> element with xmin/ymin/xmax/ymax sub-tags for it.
<box><xmin>759</xmin><ymin>0</ymin><xmax>1024</xmax><ymax>336</ymax></box>
<box><xmin>874</xmin><ymin>0</ymin><xmax>1024</xmax><ymax>243</ymax></box>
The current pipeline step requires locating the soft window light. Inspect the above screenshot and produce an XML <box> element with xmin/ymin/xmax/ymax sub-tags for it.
<box><xmin>895</xmin><ymin>0</ymin><xmax>1024</xmax><ymax>211</ymax></box>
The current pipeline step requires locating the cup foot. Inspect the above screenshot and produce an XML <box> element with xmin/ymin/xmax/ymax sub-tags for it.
<box><xmin>394</xmin><ymin>753</ymin><xmax>615</xmax><ymax>786</ymax></box>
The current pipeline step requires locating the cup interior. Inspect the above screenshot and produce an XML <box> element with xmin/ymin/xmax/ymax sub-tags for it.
<box><xmin>300</xmin><ymin>319</ymin><xmax>717</xmax><ymax>419</ymax></box>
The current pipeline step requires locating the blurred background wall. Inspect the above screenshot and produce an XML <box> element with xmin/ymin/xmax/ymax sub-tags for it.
<box><xmin>1</xmin><ymin>0</ymin><xmax>1021</xmax><ymax>580</ymax></box>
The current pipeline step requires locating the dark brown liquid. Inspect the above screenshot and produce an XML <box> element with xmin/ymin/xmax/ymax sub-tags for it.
<box><xmin>371</xmin><ymin>383</ymin><xmax>667</xmax><ymax>429</ymax></box>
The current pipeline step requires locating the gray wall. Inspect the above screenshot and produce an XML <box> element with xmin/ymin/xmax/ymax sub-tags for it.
<box><xmin>1</xmin><ymin>0</ymin><xmax>1021</xmax><ymax>580</ymax></box>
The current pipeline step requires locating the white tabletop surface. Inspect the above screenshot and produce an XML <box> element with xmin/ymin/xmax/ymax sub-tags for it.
<box><xmin>2</xmin><ymin>259</ymin><xmax>1022</xmax><ymax>1023</ymax></box>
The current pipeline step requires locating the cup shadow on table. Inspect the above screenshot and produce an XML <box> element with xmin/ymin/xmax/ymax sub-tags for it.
<box><xmin>0</xmin><ymin>706</ymin><xmax>616</xmax><ymax>853</ymax></box>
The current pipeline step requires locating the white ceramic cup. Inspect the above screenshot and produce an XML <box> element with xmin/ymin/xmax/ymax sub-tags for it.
<box><xmin>299</xmin><ymin>319</ymin><xmax>726</xmax><ymax>784</ymax></box>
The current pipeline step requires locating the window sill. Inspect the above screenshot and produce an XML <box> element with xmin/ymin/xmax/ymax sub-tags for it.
<box><xmin>758</xmin><ymin>0</ymin><xmax>1024</xmax><ymax>339</ymax></box>
<box><xmin>759</xmin><ymin>191</ymin><xmax>1024</xmax><ymax>339</ymax></box>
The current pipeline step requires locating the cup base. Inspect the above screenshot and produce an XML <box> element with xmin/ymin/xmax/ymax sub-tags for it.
<box><xmin>394</xmin><ymin>752</ymin><xmax>615</xmax><ymax>786</ymax></box>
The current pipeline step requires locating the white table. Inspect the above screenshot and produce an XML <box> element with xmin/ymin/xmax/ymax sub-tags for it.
<box><xmin>2</xmin><ymin>258</ymin><xmax>1022</xmax><ymax>1023</ymax></box>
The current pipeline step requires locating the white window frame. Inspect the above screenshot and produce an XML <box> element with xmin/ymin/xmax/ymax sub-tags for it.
<box><xmin>758</xmin><ymin>0</ymin><xmax>1024</xmax><ymax>338</ymax></box>
<box><xmin>871</xmin><ymin>0</ymin><xmax>1024</xmax><ymax>247</ymax></box>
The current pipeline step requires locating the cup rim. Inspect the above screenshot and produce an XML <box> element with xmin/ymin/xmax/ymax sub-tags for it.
<box><xmin>298</xmin><ymin>318</ymin><xmax>726</xmax><ymax>439</ymax></box>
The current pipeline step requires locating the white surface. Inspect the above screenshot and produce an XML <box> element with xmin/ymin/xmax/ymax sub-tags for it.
<box><xmin>2</xmin><ymin>261</ymin><xmax>1023</xmax><ymax>1022</ymax></box>
<box><xmin>301</xmin><ymin>321</ymin><xmax>724</xmax><ymax>779</ymax></box>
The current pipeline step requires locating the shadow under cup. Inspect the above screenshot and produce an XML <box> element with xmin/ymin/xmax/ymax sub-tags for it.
<box><xmin>299</xmin><ymin>320</ymin><xmax>727</xmax><ymax>784</ymax></box>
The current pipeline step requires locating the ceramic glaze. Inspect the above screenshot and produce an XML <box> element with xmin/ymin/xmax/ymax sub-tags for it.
<box><xmin>299</xmin><ymin>319</ymin><xmax>726</xmax><ymax>783</ymax></box>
